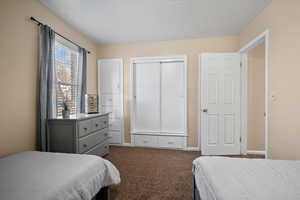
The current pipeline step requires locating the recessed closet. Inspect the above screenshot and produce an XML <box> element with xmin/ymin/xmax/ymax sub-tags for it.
<box><xmin>131</xmin><ymin>56</ymin><xmax>187</xmax><ymax>149</ymax></box>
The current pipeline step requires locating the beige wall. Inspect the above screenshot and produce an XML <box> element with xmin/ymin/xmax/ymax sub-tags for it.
<box><xmin>0</xmin><ymin>0</ymin><xmax>98</xmax><ymax>157</ymax></box>
<box><xmin>247</xmin><ymin>43</ymin><xmax>265</xmax><ymax>151</ymax></box>
<box><xmin>3</xmin><ymin>0</ymin><xmax>299</xmax><ymax>159</ymax></box>
<box><xmin>97</xmin><ymin>37</ymin><xmax>239</xmax><ymax>147</ymax></box>
<box><xmin>240</xmin><ymin>0</ymin><xmax>300</xmax><ymax>159</ymax></box>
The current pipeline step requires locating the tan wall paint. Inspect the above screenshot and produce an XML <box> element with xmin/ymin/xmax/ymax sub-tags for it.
<box><xmin>240</xmin><ymin>0</ymin><xmax>300</xmax><ymax>159</ymax></box>
<box><xmin>5</xmin><ymin>0</ymin><xmax>298</xmax><ymax>159</ymax></box>
<box><xmin>0</xmin><ymin>0</ymin><xmax>98</xmax><ymax>157</ymax></box>
<box><xmin>97</xmin><ymin>37</ymin><xmax>239</xmax><ymax>147</ymax></box>
<box><xmin>247</xmin><ymin>43</ymin><xmax>265</xmax><ymax>151</ymax></box>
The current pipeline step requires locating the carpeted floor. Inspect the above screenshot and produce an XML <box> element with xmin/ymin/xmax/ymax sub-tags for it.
<box><xmin>104</xmin><ymin>146</ymin><xmax>264</xmax><ymax>200</ymax></box>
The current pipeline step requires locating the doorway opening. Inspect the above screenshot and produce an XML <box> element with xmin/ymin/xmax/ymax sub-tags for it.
<box><xmin>240</xmin><ymin>30</ymin><xmax>270</xmax><ymax>158</ymax></box>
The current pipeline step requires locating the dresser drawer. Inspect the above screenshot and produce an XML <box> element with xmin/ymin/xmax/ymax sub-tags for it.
<box><xmin>158</xmin><ymin>136</ymin><xmax>184</xmax><ymax>149</ymax></box>
<box><xmin>134</xmin><ymin>135</ymin><xmax>158</xmax><ymax>147</ymax></box>
<box><xmin>78</xmin><ymin>120</ymin><xmax>92</xmax><ymax>137</ymax></box>
<box><xmin>79</xmin><ymin>128</ymin><xmax>109</xmax><ymax>153</ymax></box>
<box><xmin>85</xmin><ymin>140</ymin><xmax>109</xmax><ymax>157</ymax></box>
<box><xmin>91</xmin><ymin>116</ymin><xmax>108</xmax><ymax>132</ymax></box>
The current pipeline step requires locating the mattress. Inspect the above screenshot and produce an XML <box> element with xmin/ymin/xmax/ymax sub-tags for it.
<box><xmin>0</xmin><ymin>151</ymin><xmax>120</xmax><ymax>200</ymax></box>
<box><xmin>193</xmin><ymin>157</ymin><xmax>300</xmax><ymax>200</ymax></box>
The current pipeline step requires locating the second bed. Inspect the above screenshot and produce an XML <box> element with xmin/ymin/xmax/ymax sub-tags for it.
<box><xmin>193</xmin><ymin>156</ymin><xmax>300</xmax><ymax>200</ymax></box>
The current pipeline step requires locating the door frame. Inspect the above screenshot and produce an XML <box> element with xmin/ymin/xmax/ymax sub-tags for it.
<box><xmin>129</xmin><ymin>55</ymin><xmax>188</xmax><ymax>149</ymax></box>
<box><xmin>97</xmin><ymin>58</ymin><xmax>125</xmax><ymax>145</ymax></box>
<box><xmin>239</xmin><ymin>30</ymin><xmax>270</xmax><ymax>158</ymax></box>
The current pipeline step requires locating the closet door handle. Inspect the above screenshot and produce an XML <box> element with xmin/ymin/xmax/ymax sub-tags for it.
<box><xmin>201</xmin><ymin>109</ymin><xmax>208</xmax><ymax>113</ymax></box>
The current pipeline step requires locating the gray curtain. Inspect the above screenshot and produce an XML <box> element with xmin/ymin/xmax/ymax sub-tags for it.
<box><xmin>37</xmin><ymin>25</ymin><xmax>55</xmax><ymax>151</ymax></box>
<box><xmin>80</xmin><ymin>48</ymin><xmax>87</xmax><ymax>113</ymax></box>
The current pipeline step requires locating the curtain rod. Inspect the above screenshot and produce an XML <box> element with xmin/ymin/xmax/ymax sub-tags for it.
<box><xmin>30</xmin><ymin>17</ymin><xmax>91</xmax><ymax>54</ymax></box>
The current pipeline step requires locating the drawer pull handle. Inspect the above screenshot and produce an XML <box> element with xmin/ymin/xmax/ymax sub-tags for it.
<box><xmin>84</xmin><ymin>127</ymin><xmax>88</xmax><ymax>131</ymax></box>
<box><xmin>168</xmin><ymin>142</ymin><xmax>174</xmax><ymax>145</ymax></box>
<box><xmin>104</xmin><ymin>146</ymin><xmax>108</xmax><ymax>149</ymax></box>
<box><xmin>143</xmin><ymin>141</ymin><xmax>148</xmax><ymax>143</ymax></box>
<box><xmin>83</xmin><ymin>144</ymin><xmax>88</xmax><ymax>148</ymax></box>
<box><xmin>95</xmin><ymin>123</ymin><xmax>98</xmax><ymax>127</ymax></box>
<box><xmin>104</xmin><ymin>133</ymin><xmax>108</xmax><ymax>136</ymax></box>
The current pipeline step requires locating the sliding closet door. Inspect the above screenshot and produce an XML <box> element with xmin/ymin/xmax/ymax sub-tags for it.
<box><xmin>134</xmin><ymin>62</ymin><xmax>161</xmax><ymax>132</ymax></box>
<box><xmin>161</xmin><ymin>62</ymin><xmax>185</xmax><ymax>133</ymax></box>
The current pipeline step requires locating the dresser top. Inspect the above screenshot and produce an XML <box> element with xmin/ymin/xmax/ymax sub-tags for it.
<box><xmin>48</xmin><ymin>112</ymin><xmax>110</xmax><ymax>121</ymax></box>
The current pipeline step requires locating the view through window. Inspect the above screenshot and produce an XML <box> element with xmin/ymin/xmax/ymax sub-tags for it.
<box><xmin>54</xmin><ymin>38</ymin><xmax>80</xmax><ymax>118</ymax></box>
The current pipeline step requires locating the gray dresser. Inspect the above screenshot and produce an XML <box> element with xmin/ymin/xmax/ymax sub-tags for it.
<box><xmin>47</xmin><ymin>113</ymin><xmax>110</xmax><ymax>157</ymax></box>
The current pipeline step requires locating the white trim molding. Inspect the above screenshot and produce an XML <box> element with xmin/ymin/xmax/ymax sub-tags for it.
<box><xmin>185</xmin><ymin>147</ymin><xmax>200</xmax><ymax>152</ymax></box>
<box><xmin>239</xmin><ymin>30</ymin><xmax>270</xmax><ymax>159</ymax></box>
<box><xmin>109</xmin><ymin>143</ymin><xmax>134</xmax><ymax>147</ymax></box>
<box><xmin>121</xmin><ymin>143</ymin><xmax>134</xmax><ymax>147</ymax></box>
<box><xmin>110</xmin><ymin>143</ymin><xmax>200</xmax><ymax>152</ymax></box>
<box><xmin>197</xmin><ymin>54</ymin><xmax>202</xmax><ymax>152</ymax></box>
<box><xmin>247</xmin><ymin>150</ymin><xmax>266</xmax><ymax>156</ymax></box>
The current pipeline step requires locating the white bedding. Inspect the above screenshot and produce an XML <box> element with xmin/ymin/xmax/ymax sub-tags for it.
<box><xmin>193</xmin><ymin>157</ymin><xmax>300</xmax><ymax>200</ymax></box>
<box><xmin>0</xmin><ymin>151</ymin><xmax>120</xmax><ymax>200</ymax></box>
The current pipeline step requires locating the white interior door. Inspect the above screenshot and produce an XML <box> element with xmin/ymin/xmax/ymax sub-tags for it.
<box><xmin>201</xmin><ymin>53</ymin><xmax>241</xmax><ymax>155</ymax></box>
<box><xmin>161</xmin><ymin>62</ymin><xmax>185</xmax><ymax>133</ymax></box>
<box><xmin>99</xmin><ymin>60</ymin><xmax>120</xmax><ymax>94</ymax></box>
<box><xmin>134</xmin><ymin>62</ymin><xmax>161</xmax><ymax>132</ymax></box>
<box><xmin>98</xmin><ymin>59</ymin><xmax>123</xmax><ymax>144</ymax></box>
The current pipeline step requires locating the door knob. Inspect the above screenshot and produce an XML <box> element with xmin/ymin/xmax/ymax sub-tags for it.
<box><xmin>202</xmin><ymin>109</ymin><xmax>208</xmax><ymax>113</ymax></box>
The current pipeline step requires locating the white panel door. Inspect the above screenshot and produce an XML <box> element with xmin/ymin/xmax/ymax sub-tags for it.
<box><xmin>134</xmin><ymin>62</ymin><xmax>161</xmax><ymax>132</ymax></box>
<box><xmin>98</xmin><ymin>59</ymin><xmax>123</xmax><ymax>144</ymax></box>
<box><xmin>161</xmin><ymin>62</ymin><xmax>185</xmax><ymax>133</ymax></box>
<box><xmin>201</xmin><ymin>53</ymin><xmax>241</xmax><ymax>155</ymax></box>
<box><xmin>99</xmin><ymin>59</ymin><xmax>120</xmax><ymax>94</ymax></box>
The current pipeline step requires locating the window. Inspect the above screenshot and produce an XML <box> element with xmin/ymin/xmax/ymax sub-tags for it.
<box><xmin>54</xmin><ymin>36</ymin><xmax>81</xmax><ymax>118</ymax></box>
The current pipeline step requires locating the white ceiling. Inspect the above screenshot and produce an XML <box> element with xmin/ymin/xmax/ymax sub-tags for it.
<box><xmin>39</xmin><ymin>0</ymin><xmax>271</xmax><ymax>44</ymax></box>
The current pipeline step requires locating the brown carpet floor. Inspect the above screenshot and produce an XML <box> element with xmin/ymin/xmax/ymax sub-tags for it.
<box><xmin>104</xmin><ymin>146</ymin><xmax>264</xmax><ymax>200</ymax></box>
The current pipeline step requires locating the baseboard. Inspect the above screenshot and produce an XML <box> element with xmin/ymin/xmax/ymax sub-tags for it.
<box><xmin>109</xmin><ymin>143</ymin><xmax>133</xmax><ymax>147</ymax></box>
<box><xmin>109</xmin><ymin>144</ymin><xmax>123</xmax><ymax>147</ymax></box>
<box><xmin>110</xmin><ymin>143</ymin><xmax>200</xmax><ymax>152</ymax></box>
<box><xmin>185</xmin><ymin>147</ymin><xmax>200</xmax><ymax>151</ymax></box>
<box><xmin>247</xmin><ymin>150</ymin><xmax>266</xmax><ymax>155</ymax></box>
<box><xmin>122</xmin><ymin>143</ymin><xmax>134</xmax><ymax>147</ymax></box>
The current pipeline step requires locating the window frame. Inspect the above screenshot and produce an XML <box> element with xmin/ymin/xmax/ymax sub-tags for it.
<box><xmin>53</xmin><ymin>34</ymin><xmax>82</xmax><ymax>118</ymax></box>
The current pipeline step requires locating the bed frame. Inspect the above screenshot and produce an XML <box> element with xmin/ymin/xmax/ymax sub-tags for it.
<box><xmin>192</xmin><ymin>164</ymin><xmax>201</xmax><ymax>200</ymax></box>
<box><xmin>193</xmin><ymin>175</ymin><xmax>201</xmax><ymax>200</ymax></box>
<box><xmin>93</xmin><ymin>187</ymin><xmax>110</xmax><ymax>200</ymax></box>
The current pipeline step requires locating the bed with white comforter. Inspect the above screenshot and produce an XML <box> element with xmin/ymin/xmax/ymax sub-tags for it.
<box><xmin>0</xmin><ymin>151</ymin><xmax>120</xmax><ymax>200</ymax></box>
<box><xmin>193</xmin><ymin>157</ymin><xmax>300</xmax><ymax>200</ymax></box>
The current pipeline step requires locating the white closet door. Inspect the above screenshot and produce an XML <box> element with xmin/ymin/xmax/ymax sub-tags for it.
<box><xmin>161</xmin><ymin>62</ymin><xmax>185</xmax><ymax>133</ymax></box>
<box><xmin>98</xmin><ymin>59</ymin><xmax>123</xmax><ymax>144</ymax></box>
<box><xmin>134</xmin><ymin>62</ymin><xmax>161</xmax><ymax>132</ymax></box>
<box><xmin>99</xmin><ymin>60</ymin><xmax>120</xmax><ymax>94</ymax></box>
